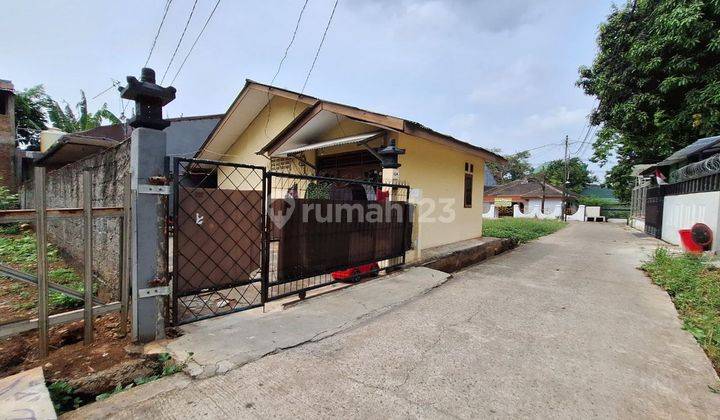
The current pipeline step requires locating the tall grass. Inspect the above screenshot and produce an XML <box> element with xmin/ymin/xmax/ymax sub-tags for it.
<box><xmin>642</xmin><ymin>248</ymin><xmax>720</xmax><ymax>374</ymax></box>
<box><xmin>482</xmin><ymin>218</ymin><xmax>567</xmax><ymax>243</ymax></box>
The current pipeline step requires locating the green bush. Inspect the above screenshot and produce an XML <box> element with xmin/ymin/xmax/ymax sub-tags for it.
<box><xmin>642</xmin><ymin>248</ymin><xmax>720</xmax><ymax>373</ymax></box>
<box><xmin>482</xmin><ymin>218</ymin><xmax>567</xmax><ymax>243</ymax></box>
<box><xmin>0</xmin><ymin>183</ymin><xmax>18</xmax><ymax>210</ymax></box>
<box><xmin>47</xmin><ymin>381</ymin><xmax>82</xmax><ymax>413</ymax></box>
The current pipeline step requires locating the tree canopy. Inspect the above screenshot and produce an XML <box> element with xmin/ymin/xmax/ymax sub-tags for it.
<box><xmin>13</xmin><ymin>87</ymin><xmax>121</xmax><ymax>150</ymax></box>
<box><xmin>535</xmin><ymin>158</ymin><xmax>598</xmax><ymax>194</ymax></box>
<box><xmin>577</xmin><ymin>0</ymin><xmax>720</xmax><ymax>202</ymax></box>
<box><xmin>487</xmin><ymin>149</ymin><xmax>534</xmax><ymax>183</ymax></box>
<box><xmin>14</xmin><ymin>85</ymin><xmax>50</xmax><ymax>150</ymax></box>
<box><xmin>46</xmin><ymin>91</ymin><xmax>120</xmax><ymax>133</ymax></box>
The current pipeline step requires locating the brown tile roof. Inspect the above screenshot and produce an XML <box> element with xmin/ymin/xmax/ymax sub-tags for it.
<box><xmin>485</xmin><ymin>178</ymin><xmax>566</xmax><ymax>198</ymax></box>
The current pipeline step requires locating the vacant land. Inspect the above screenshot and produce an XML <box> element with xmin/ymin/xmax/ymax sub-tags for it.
<box><xmin>0</xmin><ymin>224</ymin><xmax>86</xmax><ymax>323</ymax></box>
<box><xmin>643</xmin><ymin>248</ymin><xmax>720</xmax><ymax>375</ymax></box>
<box><xmin>482</xmin><ymin>217</ymin><xmax>567</xmax><ymax>243</ymax></box>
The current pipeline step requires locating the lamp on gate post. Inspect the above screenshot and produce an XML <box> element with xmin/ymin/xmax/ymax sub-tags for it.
<box><xmin>377</xmin><ymin>138</ymin><xmax>406</xmax><ymax>169</ymax></box>
<box><xmin>119</xmin><ymin>68</ymin><xmax>176</xmax><ymax>130</ymax></box>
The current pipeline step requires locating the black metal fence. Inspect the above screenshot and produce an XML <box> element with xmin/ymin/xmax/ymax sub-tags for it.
<box><xmin>644</xmin><ymin>185</ymin><xmax>666</xmax><ymax>238</ymax></box>
<box><xmin>664</xmin><ymin>173</ymin><xmax>720</xmax><ymax>196</ymax></box>
<box><xmin>265</xmin><ymin>171</ymin><xmax>411</xmax><ymax>301</ymax></box>
<box><xmin>170</xmin><ymin>158</ymin><xmax>413</xmax><ymax>325</ymax></box>
<box><xmin>171</xmin><ymin>158</ymin><xmax>266</xmax><ymax>325</ymax></box>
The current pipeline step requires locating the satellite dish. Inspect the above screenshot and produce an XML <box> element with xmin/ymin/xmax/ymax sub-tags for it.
<box><xmin>691</xmin><ymin>223</ymin><xmax>713</xmax><ymax>250</ymax></box>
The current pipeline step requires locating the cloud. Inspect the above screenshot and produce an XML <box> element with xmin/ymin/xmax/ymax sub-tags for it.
<box><xmin>524</xmin><ymin>107</ymin><xmax>589</xmax><ymax>131</ymax></box>
<box><xmin>468</xmin><ymin>58</ymin><xmax>545</xmax><ymax>105</ymax></box>
<box><xmin>348</xmin><ymin>0</ymin><xmax>541</xmax><ymax>33</ymax></box>
<box><xmin>449</xmin><ymin>112</ymin><xmax>478</xmax><ymax>129</ymax></box>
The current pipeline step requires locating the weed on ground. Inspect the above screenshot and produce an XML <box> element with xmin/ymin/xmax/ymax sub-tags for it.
<box><xmin>642</xmin><ymin>248</ymin><xmax>720</xmax><ymax>376</ymax></box>
<box><xmin>482</xmin><ymin>218</ymin><xmax>567</xmax><ymax>243</ymax></box>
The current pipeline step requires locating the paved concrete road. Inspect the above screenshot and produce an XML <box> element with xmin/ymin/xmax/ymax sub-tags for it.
<box><xmin>72</xmin><ymin>223</ymin><xmax>720</xmax><ymax>419</ymax></box>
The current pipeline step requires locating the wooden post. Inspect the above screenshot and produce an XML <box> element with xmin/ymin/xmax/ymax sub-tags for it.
<box><xmin>34</xmin><ymin>167</ymin><xmax>49</xmax><ymax>357</ymax></box>
<box><xmin>83</xmin><ymin>170</ymin><xmax>94</xmax><ymax>344</ymax></box>
<box><xmin>119</xmin><ymin>175</ymin><xmax>131</xmax><ymax>337</ymax></box>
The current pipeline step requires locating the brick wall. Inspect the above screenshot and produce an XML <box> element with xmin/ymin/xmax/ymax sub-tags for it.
<box><xmin>20</xmin><ymin>140</ymin><xmax>130</xmax><ymax>300</ymax></box>
<box><xmin>0</xmin><ymin>102</ymin><xmax>15</xmax><ymax>191</ymax></box>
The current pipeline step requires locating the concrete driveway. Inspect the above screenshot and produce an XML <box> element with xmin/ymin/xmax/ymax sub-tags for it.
<box><xmin>71</xmin><ymin>223</ymin><xmax>720</xmax><ymax>419</ymax></box>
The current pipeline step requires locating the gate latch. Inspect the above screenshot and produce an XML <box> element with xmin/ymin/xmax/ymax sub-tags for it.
<box><xmin>138</xmin><ymin>184</ymin><xmax>170</xmax><ymax>195</ymax></box>
<box><xmin>138</xmin><ymin>286</ymin><xmax>170</xmax><ymax>298</ymax></box>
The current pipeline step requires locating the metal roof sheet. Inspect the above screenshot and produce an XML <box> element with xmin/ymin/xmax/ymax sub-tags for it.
<box><xmin>276</xmin><ymin>131</ymin><xmax>383</xmax><ymax>156</ymax></box>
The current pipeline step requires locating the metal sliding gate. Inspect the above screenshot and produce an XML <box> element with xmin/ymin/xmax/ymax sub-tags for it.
<box><xmin>171</xmin><ymin>158</ymin><xmax>267</xmax><ymax>325</ymax></box>
<box><xmin>644</xmin><ymin>185</ymin><xmax>666</xmax><ymax>239</ymax></box>
<box><xmin>169</xmin><ymin>157</ymin><xmax>412</xmax><ymax>325</ymax></box>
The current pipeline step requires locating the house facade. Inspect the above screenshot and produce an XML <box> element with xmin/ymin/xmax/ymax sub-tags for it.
<box><xmin>196</xmin><ymin>81</ymin><xmax>505</xmax><ymax>261</ymax></box>
<box><xmin>483</xmin><ymin>178</ymin><xmax>568</xmax><ymax>216</ymax></box>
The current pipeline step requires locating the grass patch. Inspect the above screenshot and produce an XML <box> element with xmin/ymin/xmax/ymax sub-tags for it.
<box><xmin>0</xmin><ymin>233</ymin><xmax>84</xmax><ymax>311</ymax></box>
<box><xmin>482</xmin><ymin>218</ymin><xmax>567</xmax><ymax>243</ymax></box>
<box><xmin>642</xmin><ymin>248</ymin><xmax>720</xmax><ymax>375</ymax></box>
<box><xmin>0</xmin><ymin>234</ymin><xmax>59</xmax><ymax>269</ymax></box>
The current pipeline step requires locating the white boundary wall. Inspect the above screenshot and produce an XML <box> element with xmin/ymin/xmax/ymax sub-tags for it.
<box><xmin>662</xmin><ymin>191</ymin><xmax>720</xmax><ymax>251</ymax></box>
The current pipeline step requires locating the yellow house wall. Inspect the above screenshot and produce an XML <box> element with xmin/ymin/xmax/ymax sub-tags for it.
<box><xmin>395</xmin><ymin>133</ymin><xmax>485</xmax><ymax>256</ymax></box>
<box><xmin>214</xmin><ymin>97</ymin><xmax>487</xmax><ymax>257</ymax></box>
<box><xmin>218</xmin><ymin>96</ymin><xmax>310</xmax><ymax>189</ymax></box>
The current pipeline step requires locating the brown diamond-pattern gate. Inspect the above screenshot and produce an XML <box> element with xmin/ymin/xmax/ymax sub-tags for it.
<box><xmin>171</xmin><ymin>158</ymin><xmax>267</xmax><ymax>325</ymax></box>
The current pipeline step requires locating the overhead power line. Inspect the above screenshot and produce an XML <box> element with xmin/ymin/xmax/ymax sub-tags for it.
<box><xmin>160</xmin><ymin>0</ymin><xmax>200</xmax><ymax>84</ymax></box>
<box><xmin>294</xmin><ymin>0</ymin><xmax>340</xmax><ymax>115</ymax></box>
<box><xmin>170</xmin><ymin>0</ymin><xmax>222</xmax><ymax>85</ymax></box>
<box><xmin>513</xmin><ymin>140</ymin><xmax>580</xmax><ymax>155</ymax></box>
<box><xmin>91</xmin><ymin>79</ymin><xmax>121</xmax><ymax>100</ymax></box>
<box><xmin>145</xmin><ymin>0</ymin><xmax>174</xmax><ymax>68</ymax></box>
<box><xmin>271</xmin><ymin>0</ymin><xmax>310</xmax><ymax>86</ymax></box>
<box><xmin>264</xmin><ymin>0</ymin><xmax>312</xmax><ymax>139</ymax></box>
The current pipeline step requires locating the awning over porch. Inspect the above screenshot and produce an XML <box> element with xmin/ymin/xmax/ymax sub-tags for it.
<box><xmin>274</xmin><ymin>131</ymin><xmax>383</xmax><ymax>157</ymax></box>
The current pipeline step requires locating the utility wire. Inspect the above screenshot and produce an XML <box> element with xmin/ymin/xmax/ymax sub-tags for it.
<box><xmin>293</xmin><ymin>0</ymin><xmax>340</xmax><ymax>116</ymax></box>
<box><xmin>170</xmin><ymin>0</ymin><xmax>222</xmax><ymax>85</ymax></box>
<box><xmin>572</xmin><ymin>119</ymin><xmax>596</xmax><ymax>156</ymax></box>
<box><xmin>271</xmin><ymin>0</ymin><xmax>310</xmax><ymax>86</ymax></box>
<box><xmin>160</xmin><ymin>0</ymin><xmax>200</xmax><ymax>84</ymax></box>
<box><xmin>145</xmin><ymin>0</ymin><xmax>174</xmax><ymax>68</ymax></box>
<box><xmin>264</xmin><ymin>0</ymin><xmax>312</xmax><ymax>139</ymax></box>
<box><xmin>513</xmin><ymin>140</ymin><xmax>580</xmax><ymax>155</ymax></box>
<box><xmin>91</xmin><ymin>80</ymin><xmax>120</xmax><ymax>100</ymax></box>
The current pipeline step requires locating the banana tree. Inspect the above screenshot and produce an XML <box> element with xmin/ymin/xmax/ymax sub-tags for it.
<box><xmin>47</xmin><ymin>91</ymin><xmax>120</xmax><ymax>133</ymax></box>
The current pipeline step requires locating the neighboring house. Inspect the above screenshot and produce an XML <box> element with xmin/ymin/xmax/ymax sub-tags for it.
<box><xmin>629</xmin><ymin>136</ymin><xmax>720</xmax><ymax>250</ymax></box>
<box><xmin>484</xmin><ymin>178</ymin><xmax>572</xmax><ymax>214</ymax></box>
<box><xmin>196</xmin><ymin>80</ymin><xmax>505</xmax><ymax>259</ymax></box>
<box><xmin>640</xmin><ymin>135</ymin><xmax>720</xmax><ymax>181</ymax></box>
<box><xmin>29</xmin><ymin>114</ymin><xmax>223</xmax><ymax>175</ymax></box>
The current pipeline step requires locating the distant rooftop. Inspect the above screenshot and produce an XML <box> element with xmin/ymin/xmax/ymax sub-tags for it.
<box><xmin>0</xmin><ymin>79</ymin><xmax>14</xmax><ymax>92</ymax></box>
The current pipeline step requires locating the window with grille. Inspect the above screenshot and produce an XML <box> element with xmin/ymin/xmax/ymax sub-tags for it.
<box><xmin>464</xmin><ymin>163</ymin><xmax>473</xmax><ymax>208</ymax></box>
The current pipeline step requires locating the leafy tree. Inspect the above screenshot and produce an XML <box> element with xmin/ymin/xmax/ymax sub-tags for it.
<box><xmin>487</xmin><ymin>149</ymin><xmax>534</xmax><ymax>183</ymax></box>
<box><xmin>577</xmin><ymin>0</ymin><xmax>720</xmax><ymax>202</ymax></box>
<box><xmin>14</xmin><ymin>85</ymin><xmax>50</xmax><ymax>150</ymax></box>
<box><xmin>535</xmin><ymin>158</ymin><xmax>598</xmax><ymax>194</ymax></box>
<box><xmin>47</xmin><ymin>91</ymin><xmax>120</xmax><ymax>133</ymax></box>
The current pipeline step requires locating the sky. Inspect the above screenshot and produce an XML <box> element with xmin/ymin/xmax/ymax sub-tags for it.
<box><xmin>1</xmin><ymin>0</ymin><xmax>619</xmax><ymax>180</ymax></box>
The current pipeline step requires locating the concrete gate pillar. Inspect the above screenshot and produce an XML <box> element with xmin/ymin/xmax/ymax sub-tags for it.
<box><xmin>129</xmin><ymin>128</ymin><xmax>168</xmax><ymax>342</ymax></box>
<box><xmin>120</xmin><ymin>67</ymin><xmax>176</xmax><ymax>343</ymax></box>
